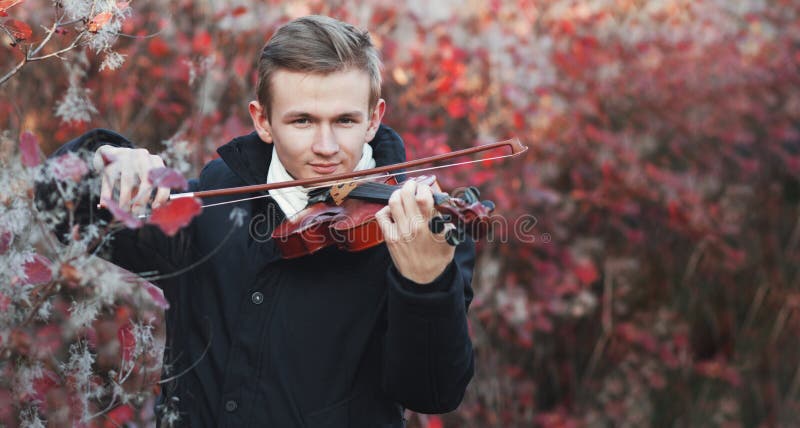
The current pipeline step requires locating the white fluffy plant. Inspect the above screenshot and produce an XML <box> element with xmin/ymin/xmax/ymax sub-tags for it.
<box><xmin>0</xmin><ymin>130</ymin><xmax>171</xmax><ymax>425</ymax></box>
<box><xmin>1</xmin><ymin>0</ymin><xmax>132</xmax><ymax>85</ymax></box>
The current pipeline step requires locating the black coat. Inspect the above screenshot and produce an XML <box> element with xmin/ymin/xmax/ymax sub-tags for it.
<box><xmin>41</xmin><ymin>125</ymin><xmax>476</xmax><ymax>427</ymax></box>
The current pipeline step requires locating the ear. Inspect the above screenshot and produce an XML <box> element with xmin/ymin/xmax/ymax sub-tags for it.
<box><xmin>248</xmin><ymin>100</ymin><xmax>273</xmax><ymax>144</ymax></box>
<box><xmin>364</xmin><ymin>98</ymin><xmax>386</xmax><ymax>142</ymax></box>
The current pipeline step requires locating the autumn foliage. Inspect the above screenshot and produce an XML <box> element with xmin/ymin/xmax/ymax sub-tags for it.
<box><xmin>2</xmin><ymin>0</ymin><xmax>800</xmax><ymax>426</ymax></box>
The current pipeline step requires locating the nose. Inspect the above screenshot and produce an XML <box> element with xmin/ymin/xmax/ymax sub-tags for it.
<box><xmin>312</xmin><ymin>125</ymin><xmax>339</xmax><ymax>157</ymax></box>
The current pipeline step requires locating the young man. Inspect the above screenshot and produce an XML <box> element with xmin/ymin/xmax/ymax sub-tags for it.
<box><xmin>42</xmin><ymin>15</ymin><xmax>475</xmax><ymax>427</ymax></box>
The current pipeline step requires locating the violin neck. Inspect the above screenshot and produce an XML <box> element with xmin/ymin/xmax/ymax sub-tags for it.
<box><xmin>338</xmin><ymin>181</ymin><xmax>450</xmax><ymax>207</ymax></box>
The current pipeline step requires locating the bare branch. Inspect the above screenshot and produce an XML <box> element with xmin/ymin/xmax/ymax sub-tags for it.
<box><xmin>0</xmin><ymin>57</ymin><xmax>28</xmax><ymax>86</ymax></box>
<box><xmin>27</xmin><ymin>33</ymin><xmax>85</xmax><ymax>61</ymax></box>
<box><xmin>30</xmin><ymin>21</ymin><xmax>60</xmax><ymax>57</ymax></box>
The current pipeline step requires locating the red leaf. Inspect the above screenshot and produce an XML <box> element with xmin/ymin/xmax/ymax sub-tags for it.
<box><xmin>559</xmin><ymin>20</ymin><xmax>575</xmax><ymax>35</ymax></box>
<box><xmin>192</xmin><ymin>30</ymin><xmax>212</xmax><ymax>55</ymax></box>
<box><xmin>60</xmin><ymin>262</ymin><xmax>82</xmax><ymax>288</ymax></box>
<box><xmin>142</xmin><ymin>281</ymin><xmax>169</xmax><ymax>309</ymax></box>
<box><xmin>102</xmin><ymin>198</ymin><xmax>144</xmax><ymax>229</ymax></box>
<box><xmin>615</xmin><ymin>322</ymin><xmax>640</xmax><ymax>343</ymax></box>
<box><xmin>117</xmin><ymin>324</ymin><xmax>135</xmax><ymax>361</ymax></box>
<box><xmin>230</xmin><ymin>6</ymin><xmax>248</xmax><ymax>16</ymax></box>
<box><xmin>148</xmin><ymin>37</ymin><xmax>170</xmax><ymax>57</ymax></box>
<box><xmin>446</xmin><ymin>98</ymin><xmax>467</xmax><ymax>118</ymax></box>
<box><xmin>427</xmin><ymin>415</ymin><xmax>443</xmax><ymax>428</ymax></box>
<box><xmin>233</xmin><ymin>55</ymin><xmax>250</xmax><ymax>78</ymax></box>
<box><xmin>87</xmin><ymin>11</ymin><xmax>113</xmax><ymax>33</ymax></box>
<box><xmin>147</xmin><ymin>197</ymin><xmax>202</xmax><ymax>236</ymax></box>
<box><xmin>29</xmin><ymin>369</ymin><xmax>57</xmax><ymax>405</ymax></box>
<box><xmin>217</xmin><ymin>5</ymin><xmax>248</xmax><ymax>18</ymax></box>
<box><xmin>148</xmin><ymin>167</ymin><xmax>188</xmax><ymax>190</ymax></box>
<box><xmin>0</xmin><ymin>230</ymin><xmax>12</xmax><ymax>254</ymax></box>
<box><xmin>34</xmin><ymin>324</ymin><xmax>62</xmax><ymax>358</ymax></box>
<box><xmin>0</xmin><ymin>0</ymin><xmax>16</xmax><ymax>15</ymax></box>
<box><xmin>4</xmin><ymin>18</ymin><xmax>31</xmax><ymax>41</ymax></box>
<box><xmin>19</xmin><ymin>131</ymin><xmax>40</xmax><ymax>167</ymax></box>
<box><xmin>100</xmin><ymin>151</ymin><xmax>117</xmax><ymax>166</ymax></box>
<box><xmin>104</xmin><ymin>405</ymin><xmax>134</xmax><ymax>428</ymax></box>
<box><xmin>574</xmin><ymin>258</ymin><xmax>599</xmax><ymax>285</ymax></box>
<box><xmin>23</xmin><ymin>254</ymin><xmax>52</xmax><ymax>285</ymax></box>
<box><xmin>52</xmin><ymin>152</ymin><xmax>89</xmax><ymax>181</ymax></box>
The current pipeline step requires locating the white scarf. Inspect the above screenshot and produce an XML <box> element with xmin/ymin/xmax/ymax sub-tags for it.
<box><xmin>267</xmin><ymin>144</ymin><xmax>376</xmax><ymax>218</ymax></box>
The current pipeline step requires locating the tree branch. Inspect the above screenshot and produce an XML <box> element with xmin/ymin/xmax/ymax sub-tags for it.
<box><xmin>0</xmin><ymin>56</ymin><xmax>28</xmax><ymax>86</ymax></box>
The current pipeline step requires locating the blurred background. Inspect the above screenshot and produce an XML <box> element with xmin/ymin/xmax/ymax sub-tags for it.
<box><xmin>2</xmin><ymin>0</ymin><xmax>800</xmax><ymax>426</ymax></box>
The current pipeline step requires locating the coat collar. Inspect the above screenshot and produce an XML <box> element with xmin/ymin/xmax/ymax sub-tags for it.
<box><xmin>216</xmin><ymin>124</ymin><xmax>407</xmax><ymax>187</ymax></box>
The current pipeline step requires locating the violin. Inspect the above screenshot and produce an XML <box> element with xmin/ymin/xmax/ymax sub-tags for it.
<box><xmin>171</xmin><ymin>137</ymin><xmax>528</xmax><ymax>258</ymax></box>
<box><xmin>271</xmin><ymin>174</ymin><xmax>496</xmax><ymax>259</ymax></box>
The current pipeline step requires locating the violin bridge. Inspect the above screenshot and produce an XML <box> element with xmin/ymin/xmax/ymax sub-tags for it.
<box><xmin>330</xmin><ymin>181</ymin><xmax>358</xmax><ymax>205</ymax></box>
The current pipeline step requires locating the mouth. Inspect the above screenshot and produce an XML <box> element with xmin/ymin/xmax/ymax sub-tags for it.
<box><xmin>309</xmin><ymin>163</ymin><xmax>339</xmax><ymax>174</ymax></box>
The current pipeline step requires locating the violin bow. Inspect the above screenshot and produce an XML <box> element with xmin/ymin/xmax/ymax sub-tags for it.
<box><xmin>172</xmin><ymin>137</ymin><xmax>528</xmax><ymax>209</ymax></box>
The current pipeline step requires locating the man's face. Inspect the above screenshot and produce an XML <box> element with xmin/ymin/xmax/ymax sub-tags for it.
<box><xmin>248</xmin><ymin>68</ymin><xmax>385</xmax><ymax>180</ymax></box>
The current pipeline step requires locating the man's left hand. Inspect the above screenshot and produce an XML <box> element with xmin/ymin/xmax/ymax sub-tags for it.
<box><xmin>375</xmin><ymin>180</ymin><xmax>456</xmax><ymax>285</ymax></box>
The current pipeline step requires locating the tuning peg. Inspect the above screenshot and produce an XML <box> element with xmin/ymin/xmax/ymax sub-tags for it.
<box><xmin>429</xmin><ymin>216</ymin><xmax>446</xmax><ymax>234</ymax></box>
<box><xmin>463</xmin><ymin>186</ymin><xmax>481</xmax><ymax>203</ymax></box>
<box><xmin>432</xmin><ymin>192</ymin><xmax>450</xmax><ymax>205</ymax></box>
<box><xmin>428</xmin><ymin>215</ymin><xmax>452</xmax><ymax>234</ymax></box>
<box><xmin>445</xmin><ymin>226</ymin><xmax>466</xmax><ymax>246</ymax></box>
<box><xmin>445</xmin><ymin>229</ymin><xmax>461</xmax><ymax>246</ymax></box>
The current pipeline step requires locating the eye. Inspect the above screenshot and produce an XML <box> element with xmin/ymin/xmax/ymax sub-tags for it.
<box><xmin>338</xmin><ymin>117</ymin><xmax>356</xmax><ymax>125</ymax></box>
<box><xmin>292</xmin><ymin>118</ymin><xmax>312</xmax><ymax>126</ymax></box>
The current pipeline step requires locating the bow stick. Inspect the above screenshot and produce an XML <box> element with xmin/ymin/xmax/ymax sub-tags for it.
<box><xmin>107</xmin><ymin>137</ymin><xmax>527</xmax><ymax>215</ymax></box>
<box><xmin>174</xmin><ymin>137</ymin><xmax>528</xmax><ymax>208</ymax></box>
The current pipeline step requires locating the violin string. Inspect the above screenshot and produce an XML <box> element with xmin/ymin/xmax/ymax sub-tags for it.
<box><xmin>197</xmin><ymin>152</ymin><xmax>518</xmax><ymax>209</ymax></box>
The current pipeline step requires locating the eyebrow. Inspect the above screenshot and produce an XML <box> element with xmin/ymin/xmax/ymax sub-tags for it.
<box><xmin>282</xmin><ymin>110</ymin><xmax>364</xmax><ymax>119</ymax></box>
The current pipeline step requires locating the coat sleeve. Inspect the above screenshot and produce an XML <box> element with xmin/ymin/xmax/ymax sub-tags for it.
<box><xmin>381</xmin><ymin>237</ymin><xmax>476</xmax><ymax>413</ymax></box>
<box><xmin>35</xmin><ymin>129</ymin><xmax>195</xmax><ymax>288</ymax></box>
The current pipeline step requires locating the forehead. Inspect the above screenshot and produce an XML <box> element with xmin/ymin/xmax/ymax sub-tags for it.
<box><xmin>270</xmin><ymin>69</ymin><xmax>371</xmax><ymax>116</ymax></box>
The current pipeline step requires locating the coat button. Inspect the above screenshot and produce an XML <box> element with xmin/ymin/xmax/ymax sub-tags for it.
<box><xmin>225</xmin><ymin>400</ymin><xmax>238</xmax><ymax>412</ymax></box>
<box><xmin>251</xmin><ymin>292</ymin><xmax>264</xmax><ymax>305</ymax></box>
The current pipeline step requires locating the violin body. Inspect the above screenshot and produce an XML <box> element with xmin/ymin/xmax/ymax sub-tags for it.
<box><xmin>271</xmin><ymin>175</ymin><xmax>494</xmax><ymax>259</ymax></box>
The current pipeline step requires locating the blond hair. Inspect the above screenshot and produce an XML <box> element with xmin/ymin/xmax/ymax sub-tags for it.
<box><xmin>256</xmin><ymin>15</ymin><xmax>382</xmax><ymax>120</ymax></box>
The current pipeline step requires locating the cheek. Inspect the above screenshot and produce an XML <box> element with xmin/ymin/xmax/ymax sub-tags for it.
<box><xmin>345</xmin><ymin>142</ymin><xmax>367</xmax><ymax>165</ymax></box>
<box><xmin>274</xmin><ymin>140</ymin><xmax>310</xmax><ymax>173</ymax></box>
<box><xmin>275</xmin><ymin>130</ymin><xmax>311</xmax><ymax>156</ymax></box>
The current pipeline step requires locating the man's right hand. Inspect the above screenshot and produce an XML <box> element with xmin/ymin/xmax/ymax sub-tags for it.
<box><xmin>93</xmin><ymin>145</ymin><xmax>171</xmax><ymax>216</ymax></box>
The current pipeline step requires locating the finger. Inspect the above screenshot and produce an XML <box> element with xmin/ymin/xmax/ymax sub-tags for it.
<box><xmin>375</xmin><ymin>205</ymin><xmax>393</xmax><ymax>226</ymax></box>
<box><xmin>430</xmin><ymin>222</ymin><xmax>457</xmax><ymax>245</ymax></box>
<box><xmin>118</xmin><ymin>169</ymin><xmax>136</xmax><ymax>210</ymax></box>
<box><xmin>375</xmin><ymin>206</ymin><xmax>397</xmax><ymax>243</ymax></box>
<box><xmin>99</xmin><ymin>166</ymin><xmax>116</xmax><ymax>206</ymax></box>
<box><xmin>388</xmin><ymin>189</ymin><xmax>409</xmax><ymax>238</ymax></box>
<box><xmin>131</xmin><ymin>180</ymin><xmax>153</xmax><ymax>216</ymax></box>
<box><xmin>146</xmin><ymin>155</ymin><xmax>170</xmax><ymax>209</ymax></box>
<box><xmin>93</xmin><ymin>145</ymin><xmax>117</xmax><ymax>171</ymax></box>
<box><xmin>131</xmin><ymin>157</ymin><xmax>160</xmax><ymax>214</ymax></box>
<box><xmin>153</xmin><ymin>187</ymin><xmax>171</xmax><ymax>209</ymax></box>
<box><xmin>400</xmin><ymin>180</ymin><xmax>428</xmax><ymax>236</ymax></box>
<box><xmin>415</xmin><ymin>184</ymin><xmax>435</xmax><ymax>218</ymax></box>
<box><xmin>399</xmin><ymin>180</ymin><xmax>422</xmax><ymax>218</ymax></box>
<box><xmin>100</xmin><ymin>161</ymin><xmax>122</xmax><ymax>206</ymax></box>
<box><xmin>92</xmin><ymin>149</ymin><xmax>105</xmax><ymax>172</ymax></box>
